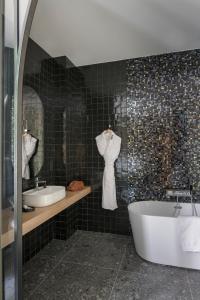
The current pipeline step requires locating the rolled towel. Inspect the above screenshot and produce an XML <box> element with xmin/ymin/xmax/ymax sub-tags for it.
<box><xmin>178</xmin><ymin>216</ymin><xmax>200</xmax><ymax>252</ymax></box>
<box><xmin>67</xmin><ymin>180</ymin><xmax>85</xmax><ymax>192</ymax></box>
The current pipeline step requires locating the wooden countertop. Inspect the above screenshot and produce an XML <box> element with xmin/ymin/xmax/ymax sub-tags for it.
<box><xmin>1</xmin><ymin>186</ymin><xmax>92</xmax><ymax>249</ymax></box>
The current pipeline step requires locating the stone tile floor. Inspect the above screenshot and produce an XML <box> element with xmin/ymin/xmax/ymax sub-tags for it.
<box><xmin>23</xmin><ymin>230</ymin><xmax>200</xmax><ymax>300</ymax></box>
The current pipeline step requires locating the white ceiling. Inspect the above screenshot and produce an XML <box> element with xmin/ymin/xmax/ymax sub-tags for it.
<box><xmin>5</xmin><ymin>0</ymin><xmax>14</xmax><ymax>47</ymax></box>
<box><xmin>30</xmin><ymin>0</ymin><xmax>200</xmax><ymax>66</ymax></box>
<box><xmin>5</xmin><ymin>0</ymin><xmax>31</xmax><ymax>47</ymax></box>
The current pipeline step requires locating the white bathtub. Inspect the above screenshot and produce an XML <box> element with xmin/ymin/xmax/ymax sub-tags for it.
<box><xmin>128</xmin><ymin>200</ymin><xmax>200</xmax><ymax>270</ymax></box>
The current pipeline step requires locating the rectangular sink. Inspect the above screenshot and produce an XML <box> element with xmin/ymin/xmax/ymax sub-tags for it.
<box><xmin>23</xmin><ymin>186</ymin><xmax>66</xmax><ymax>207</ymax></box>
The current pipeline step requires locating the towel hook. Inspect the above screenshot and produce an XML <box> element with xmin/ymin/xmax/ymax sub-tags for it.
<box><xmin>108</xmin><ymin>115</ymin><xmax>112</xmax><ymax>130</ymax></box>
<box><xmin>23</xmin><ymin>119</ymin><xmax>28</xmax><ymax>134</ymax></box>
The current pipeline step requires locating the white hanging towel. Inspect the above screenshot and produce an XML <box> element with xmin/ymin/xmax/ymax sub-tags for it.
<box><xmin>178</xmin><ymin>216</ymin><xmax>200</xmax><ymax>252</ymax></box>
<box><xmin>22</xmin><ymin>133</ymin><xmax>37</xmax><ymax>179</ymax></box>
<box><xmin>95</xmin><ymin>130</ymin><xmax>121</xmax><ymax>210</ymax></box>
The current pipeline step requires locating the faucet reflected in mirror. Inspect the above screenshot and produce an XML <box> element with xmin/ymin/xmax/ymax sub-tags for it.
<box><xmin>34</xmin><ymin>177</ymin><xmax>47</xmax><ymax>190</ymax></box>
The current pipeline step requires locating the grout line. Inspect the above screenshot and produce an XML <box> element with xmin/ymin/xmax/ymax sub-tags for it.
<box><xmin>185</xmin><ymin>270</ymin><xmax>194</xmax><ymax>300</ymax></box>
<box><xmin>108</xmin><ymin>245</ymin><xmax>127</xmax><ymax>300</ymax></box>
<box><xmin>56</xmin><ymin>259</ymin><xmax>117</xmax><ymax>271</ymax></box>
<box><xmin>26</xmin><ymin>231</ymin><xmax>83</xmax><ymax>298</ymax></box>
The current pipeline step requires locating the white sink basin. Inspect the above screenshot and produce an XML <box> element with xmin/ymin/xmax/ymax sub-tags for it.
<box><xmin>23</xmin><ymin>186</ymin><xmax>66</xmax><ymax>207</ymax></box>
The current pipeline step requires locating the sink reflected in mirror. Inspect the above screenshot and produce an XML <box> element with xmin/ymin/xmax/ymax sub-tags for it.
<box><xmin>23</xmin><ymin>186</ymin><xmax>66</xmax><ymax>207</ymax></box>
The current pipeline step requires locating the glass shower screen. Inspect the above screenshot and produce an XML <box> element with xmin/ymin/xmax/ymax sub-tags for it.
<box><xmin>0</xmin><ymin>0</ymin><xmax>36</xmax><ymax>298</ymax></box>
<box><xmin>0</xmin><ymin>0</ymin><xmax>22</xmax><ymax>299</ymax></box>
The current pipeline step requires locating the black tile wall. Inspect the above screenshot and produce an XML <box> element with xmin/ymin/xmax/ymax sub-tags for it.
<box><xmin>77</xmin><ymin>49</ymin><xmax>200</xmax><ymax>234</ymax></box>
<box><xmin>53</xmin><ymin>202</ymin><xmax>79</xmax><ymax>240</ymax></box>
<box><xmin>23</xmin><ymin>38</ymin><xmax>200</xmax><ymax>259</ymax></box>
<box><xmin>23</xmin><ymin>39</ymin><xmax>56</xmax><ymax>188</ymax></box>
<box><xmin>52</xmin><ymin>56</ymin><xmax>87</xmax><ymax>186</ymax></box>
<box><xmin>77</xmin><ymin>61</ymin><xmax>130</xmax><ymax>235</ymax></box>
<box><xmin>22</xmin><ymin>39</ymin><xmax>87</xmax><ymax>261</ymax></box>
<box><xmin>22</xmin><ymin>202</ymin><xmax>80</xmax><ymax>263</ymax></box>
<box><xmin>78</xmin><ymin>190</ymin><xmax>130</xmax><ymax>235</ymax></box>
<box><xmin>23</xmin><ymin>40</ymin><xmax>87</xmax><ymax>187</ymax></box>
<box><xmin>22</xmin><ymin>218</ymin><xmax>55</xmax><ymax>263</ymax></box>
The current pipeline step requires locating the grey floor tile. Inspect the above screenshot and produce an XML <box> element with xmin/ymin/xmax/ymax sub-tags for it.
<box><xmin>111</xmin><ymin>267</ymin><xmax>192</xmax><ymax>300</ymax></box>
<box><xmin>67</xmin><ymin>230</ymin><xmax>87</xmax><ymax>241</ymax></box>
<box><xmin>23</xmin><ymin>254</ymin><xmax>59</xmax><ymax>298</ymax></box>
<box><xmin>23</xmin><ymin>238</ymin><xmax>76</xmax><ymax>298</ymax></box>
<box><xmin>30</xmin><ymin>262</ymin><xmax>116</xmax><ymax>300</ymax></box>
<box><xmin>75</xmin><ymin>230</ymin><xmax>130</xmax><ymax>242</ymax></box>
<box><xmin>38</xmin><ymin>239</ymin><xmax>70</xmax><ymax>258</ymax></box>
<box><xmin>119</xmin><ymin>241</ymin><xmax>192</xmax><ymax>299</ymax></box>
<box><xmin>120</xmin><ymin>240</ymin><xmax>158</xmax><ymax>273</ymax></box>
<box><xmin>39</xmin><ymin>235</ymin><xmax>79</xmax><ymax>258</ymax></box>
<box><xmin>62</xmin><ymin>231</ymin><xmax>129</xmax><ymax>269</ymax></box>
<box><xmin>24</xmin><ymin>231</ymin><xmax>195</xmax><ymax>300</ymax></box>
<box><xmin>187</xmin><ymin>268</ymin><xmax>200</xmax><ymax>300</ymax></box>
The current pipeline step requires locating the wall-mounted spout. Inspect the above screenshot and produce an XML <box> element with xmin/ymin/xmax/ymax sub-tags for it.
<box><xmin>166</xmin><ymin>189</ymin><xmax>191</xmax><ymax>198</ymax></box>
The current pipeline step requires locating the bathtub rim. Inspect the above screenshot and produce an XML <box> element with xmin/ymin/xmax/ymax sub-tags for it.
<box><xmin>128</xmin><ymin>200</ymin><xmax>198</xmax><ymax>218</ymax></box>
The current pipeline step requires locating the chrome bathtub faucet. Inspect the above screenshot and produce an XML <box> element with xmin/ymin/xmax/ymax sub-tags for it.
<box><xmin>166</xmin><ymin>189</ymin><xmax>191</xmax><ymax>198</ymax></box>
<box><xmin>173</xmin><ymin>196</ymin><xmax>182</xmax><ymax>217</ymax></box>
<box><xmin>166</xmin><ymin>189</ymin><xmax>187</xmax><ymax>217</ymax></box>
<box><xmin>165</xmin><ymin>188</ymin><xmax>198</xmax><ymax>217</ymax></box>
<box><xmin>34</xmin><ymin>177</ymin><xmax>47</xmax><ymax>190</ymax></box>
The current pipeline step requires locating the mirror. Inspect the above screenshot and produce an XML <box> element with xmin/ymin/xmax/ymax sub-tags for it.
<box><xmin>23</xmin><ymin>85</ymin><xmax>44</xmax><ymax>177</ymax></box>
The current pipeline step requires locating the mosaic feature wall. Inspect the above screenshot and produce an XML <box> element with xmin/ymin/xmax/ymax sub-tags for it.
<box><xmin>127</xmin><ymin>50</ymin><xmax>200</xmax><ymax>202</ymax></box>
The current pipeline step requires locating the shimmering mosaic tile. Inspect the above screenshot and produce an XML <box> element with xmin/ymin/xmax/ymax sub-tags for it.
<box><xmin>127</xmin><ymin>50</ymin><xmax>200</xmax><ymax>202</ymax></box>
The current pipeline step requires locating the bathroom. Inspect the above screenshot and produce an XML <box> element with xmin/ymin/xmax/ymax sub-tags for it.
<box><xmin>2</xmin><ymin>0</ymin><xmax>200</xmax><ymax>299</ymax></box>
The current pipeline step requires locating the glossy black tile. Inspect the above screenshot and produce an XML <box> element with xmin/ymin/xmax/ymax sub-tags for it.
<box><xmin>23</xmin><ymin>38</ymin><xmax>200</xmax><ymax>259</ymax></box>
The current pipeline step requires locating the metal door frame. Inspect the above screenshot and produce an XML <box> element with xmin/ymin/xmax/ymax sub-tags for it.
<box><xmin>0</xmin><ymin>0</ymin><xmax>38</xmax><ymax>299</ymax></box>
<box><xmin>14</xmin><ymin>0</ymin><xmax>38</xmax><ymax>300</ymax></box>
<box><xmin>0</xmin><ymin>0</ymin><xmax>3</xmax><ymax>297</ymax></box>
<box><xmin>14</xmin><ymin>2</ymin><xmax>38</xmax><ymax>298</ymax></box>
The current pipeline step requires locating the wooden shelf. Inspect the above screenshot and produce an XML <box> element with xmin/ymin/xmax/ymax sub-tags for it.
<box><xmin>1</xmin><ymin>186</ymin><xmax>92</xmax><ymax>249</ymax></box>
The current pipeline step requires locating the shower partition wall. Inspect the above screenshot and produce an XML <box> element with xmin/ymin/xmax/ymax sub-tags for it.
<box><xmin>1</xmin><ymin>1</ymin><xmax>20</xmax><ymax>299</ymax></box>
<box><xmin>0</xmin><ymin>2</ymin><xmax>2</xmax><ymax>299</ymax></box>
<box><xmin>0</xmin><ymin>0</ymin><xmax>38</xmax><ymax>299</ymax></box>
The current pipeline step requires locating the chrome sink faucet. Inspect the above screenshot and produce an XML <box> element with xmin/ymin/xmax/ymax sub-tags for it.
<box><xmin>35</xmin><ymin>177</ymin><xmax>47</xmax><ymax>190</ymax></box>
